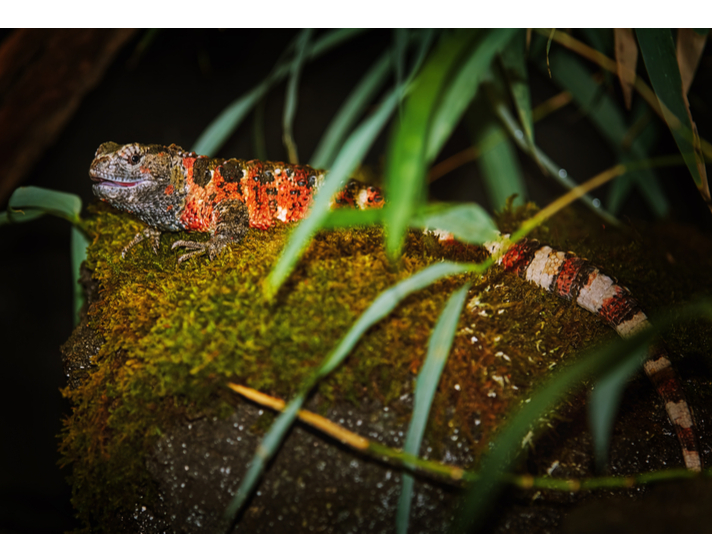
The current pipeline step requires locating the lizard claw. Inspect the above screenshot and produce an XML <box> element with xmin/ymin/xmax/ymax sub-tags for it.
<box><xmin>172</xmin><ymin>236</ymin><xmax>231</xmax><ymax>264</ymax></box>
<box><xmin>122</xmin><ymin>227</ymin><xmax>162</xmax><ymax>258</ymax></box>
<box><xmin>171</xmin><ymin>240</ymin><xmax>208</xmax><ymax>264</ymax></box>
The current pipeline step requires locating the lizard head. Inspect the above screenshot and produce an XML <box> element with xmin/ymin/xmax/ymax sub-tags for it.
<box><xmin>90</xmin><ymin>142</ymin><xmax>191</xmax><ymax>230</ymax></box>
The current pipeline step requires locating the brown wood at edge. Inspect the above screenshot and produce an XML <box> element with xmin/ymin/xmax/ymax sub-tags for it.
<box><xmin>0</xmin><ymin>29</ymin><xmax>137</xmax><ymax>204</ymax></box>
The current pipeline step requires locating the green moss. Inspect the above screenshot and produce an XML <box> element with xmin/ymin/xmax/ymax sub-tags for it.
<box><xmin>60</xmin><ymin>203</ymin><xmax>712</xmax><ymax>530</ymax></box>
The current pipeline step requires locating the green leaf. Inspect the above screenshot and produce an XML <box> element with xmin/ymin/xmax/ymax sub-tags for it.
<box><xmin>283</xmin><ymin>29</ymin><xmax>313</xmax><ymax>163</ymax></box>
<box><xmin>467</xmin><ymin>96</ymin><xmax>527</xmax><ymax>210</ymax></box>
<box><xmin>310</xmin><ymin>51</ymin><xmax>392</xmax><ymax>169</ymax></box>
<box><xmin>589</xmin><ymin>344</ymin><xmax>648</xmax><ymax>471</ymax></box>
<box><xmin>385</xmin><ymin>30</ymin><xmax>480</xmax><ymax>260</ymax></box>
<box><xmin>0</xmin><ymin>207</ymin><xmax>44</xmax><ymax>226</ymax></box>
<box><xmin>228</xmin><ymin>261</ymin><xmax>477</xmax><ymax>525</ymax></box>
<box><xmin>6</xmin><ymin>186</ymin><xmax>82</xmax><ymax>224</ymax></box>
<box><xmin>71</xmin><ymin>226</ymin><xmax>89</xmax><ymax>326</ymax></box>
<box><xmin>193</xmin><ymin>29</ymin><xmax>367</xmax><ymax>156</ymax></box>
<box><xmin>410</xmin><ymin>203</ymin><xmax>498</xmax><ymax>245</ymax></box>
<box><xmin>397</xmin><ymin>283</ymin><xmax>470</xmax><ymax>534</ymax></box>
<box><xmin>493</xmin><ymin>99</ymin><xmax>620</xmax><ymax>227</ymax></box>
<box><xmin>426</xmin><ymin>29</ymin><xmax>519</xmax><ymax>163</ymax></box>
<box><xmin>607</xmin><ymin>103</ymin><xmax>660</xmax><ymax>214</ymax></box>
<box><xmin>321</xmin><ymin>208</ymin><xmax>385</xmax><ymax>229</ymax></box>
<box><xmin>264</xmin><ymin>86</ymin><xmax>403</xmax><ymax>299</ymax></box>
<box><xmin>548</xmin><ymin>49</ymin><xmax>669</xmax><ymax>217</ymax></box>
<box><xmin>499</xmin><ymin>30</ymin><xmax>535</xmax><ymax>148</ymax></box>
<box><xmin>636</xmin><ymin>29</ymin><xmax>705</xmax><ymax>190</ymax></box>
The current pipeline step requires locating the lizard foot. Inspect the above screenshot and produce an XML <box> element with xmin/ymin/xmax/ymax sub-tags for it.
<box><xmin>172</xmin><ymin>236</ymin><xmax>230</xmax><ymax>264</ymax></box>
<box><xmin>122</xmin><ymin>227</ymin><xmax>162</xmax><ymax>258</ymax></box>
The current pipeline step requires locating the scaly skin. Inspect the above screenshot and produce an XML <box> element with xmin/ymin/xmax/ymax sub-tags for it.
<box><xmin>90</xmin><ymin>142</ymin><xmax>701</xmax><ymax>471</ymax></box>
<box><xmin>89</xmin><ymin>142</ymin><xmax>383</xmax><ymax>263</ymax></box>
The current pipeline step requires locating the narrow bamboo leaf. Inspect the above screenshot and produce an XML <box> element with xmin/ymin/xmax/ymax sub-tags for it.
<box><xmin>8</xmin><ymin>186</ymin><xmax>82</xmax><ymax>223</ymax></box>
<box><xmin>607</xmin><ymin>104</ymin><xmax>660</xmax><ymax>213</ymax></box>
<box><xmin>548</xmin><ymin>49</ymin><xmax>669</xmax><ymax>217</ymax></box>
<box><xmin>466</xmin><ymin>96</ymin><xmax>527</xmax><ymax>210</ymax></box>
<box><xmin>589</xmin><ymin>345</ymin><xmax>648</xmax><ymax>471</ymax></box>
<box><xmin>228</xmin><ymin>261</ymin><xmax>474</xmax><ymax>525</ymax></box>
<box><xmin>385</xmin><ymin>30</ymin><xmax>480</xmax><ymax>260</ymax></box>
<box><xmin>676</xmin><ymin>28</ymin><xmax>707</xmax><ymax>97</ymax></box>
<box><xmin>193</xmin><ymin>29</ymin><xmax>367</xmax><ymax>156</ymax></box>
<box><xmin>394</xmin><ymin>28</ymin><xmax>407</xmax><ymax>105</ymax></box>
<box><xmin>71</xmin><ymin>226</ymin><xmax>89</xmax><ymax>326</ymax></box>
<box><xmin>493</xmin><ymin>99</ymin><xmax>620</xmax><ymax>226</ymax></box>
<box><xmin>500</xmin><ymin>30</ymin><xmax>535</xmax><ymax>147</ymax></box>
<box><xmin>193</xmin><ymin>83</ymin><xmax>270</xmax><ymax>156</ymax></box>
<box><xmin>321</xmin><ymin>208</ymin><xmax>385</xmax><ymax>229</ymax></box>
<box><xmin>405</xmin><ymin>29</ymin><xmax>436</xmax><ymax>84</ymax></box>
<box><xmin>614</xmin><ymin>29</ymin><xmax>638</xmax><ymax>110</ymax></box>
<box><xmin>426</xmin><ymin>29</ymin><xmax>518</xmax><ymax>163</ymax></box>
<box><xmin>410</xmin><ymin>202</ymin><xmax>498</xmax><ymax>245</ymax></box>
<box><xmin>480</xmin><ymin>133</ymin><xmax>526</xmax><ymax>210</ymax></box>
<box><xmin>310</xmin><ymin>51</ymin><xmax>392</xmax><ymax>169</ymax></box>
<box><xmin>283</xmin><ymin>29</ymin><xmax>312</xmax><ymax>164</ymax></box>
<box><xmin>636</xmin><ymin>29</ymin><xmax>706</xmax><ymax>191</ymax></box>
<box><xmin>264</xmin><ymin>87</ymin><xmax>402</xmax><ymax>299</ymax></box>
<box><xmin>397</xmin><ymin>283</ymin><xmax>470</xmax><ymax>534</ymax></box>
<box><xmin>580</xmin><ymin>28</ymin><xmax>613</xmax><ymax>57</ymax></box>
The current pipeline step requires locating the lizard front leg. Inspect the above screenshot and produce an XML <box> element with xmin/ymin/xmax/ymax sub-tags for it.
<box><xmin>172</xmin><ymin>199</ymin><xmax>250</xmax><ymax>264</ymax></box>
<box><xmin>122</xmin><ymin>226</ymin><xmax>162</xmax><ymax>258</ymax></box>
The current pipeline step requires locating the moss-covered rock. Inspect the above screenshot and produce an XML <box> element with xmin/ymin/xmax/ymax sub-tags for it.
<box><xmin>59</xmin><ymin>203</ymin><xmax>712</xmax><ymax>533</ymax></box>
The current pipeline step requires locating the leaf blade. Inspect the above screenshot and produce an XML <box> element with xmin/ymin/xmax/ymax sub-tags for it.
<box><xmin>397</xmin><ymin>283</ymin><xmax>470</xmax><ymax>534</ymax></box>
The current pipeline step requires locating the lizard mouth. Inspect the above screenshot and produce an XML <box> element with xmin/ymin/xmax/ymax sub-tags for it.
<box><xmin>90</xmin><ymin>173</ymin><xmax>145</xmax><ymax>188</ymax></box>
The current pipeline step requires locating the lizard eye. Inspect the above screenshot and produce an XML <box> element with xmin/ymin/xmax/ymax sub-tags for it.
<box><xmin>130</xmin><ymin>154</ymin><xmax>141</xmax><ymax>165</ymax></box>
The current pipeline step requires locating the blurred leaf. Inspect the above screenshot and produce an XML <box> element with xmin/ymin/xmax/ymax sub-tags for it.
<box><xmin>410</xmin><ymin>202</ymin><xmax>498</xmax><ymax>245</ymax></box>
<box><xmin>193</xmin><ymin>29</ymin><xmax>366</xmax><ymax>156</ymax></box>
<box><xmin>385</xmin><ymin>31</ymin><xmax>473</xmax><ymax>258</ymax></box>
<box><xmin>321</xmin><ymin>207</ymin><xmax>385</xmax><ymax>228</ymax></box>
<box><xmin>426</xmin><ymin>29</ymin><xmax>518</xmax><ymax>163</ymax></box>
<box><xmin>310</xmin><ymin>51</ymin><xmax>392</xmax><ymax>169</ymax></box>
<box><xmin>500</xmin><ymin>31</ymin><xmax>535</xmax><ymax>147</ymax></box>
<box><xmin>283</xmin><ymin>29</ymin><xmax>313</xmax><ymax>163</ymax></box>
<box><xmin>607</xmin><ymin>103</ymin><xmax>660</xmax><ymax>213</ymax></box>
<box><xmin>636</xmin><ymin>29</ymin><xmax>708</xmax><ymax>195</ymax></box>
<box><xmin>71</xmin><ymin>226</ymin><xmax>89</xmax><ymax>326</ymax></box>
<box><xmin>397</xmin><ymin>283</ymin><xmax>470</xmax><ymax>534</ymax></box>
<box><xmin>676</xmin><ymin>28</ymin><xmax>707</xmax><ymax>96</ymax></box>
<box><xmin>493</xmin><ymin>98</ymin><xmax>620</xmax><ymax>226</ymax></box>
<box><xmin>6</xmin><ymin>186</ymin><xmax>82</xmax><ymax>224</ymax></box>
<box><xmin>229</xmin><ymin>261</ymin><xmax>475</xmax><ymax>525</ymax></box>
<box><xmin>589</xmin><ymin>344</ymin><xmax>648</xmax><ymax>471</ymax></box>
<box><xmin>394</xmin><ymin>28</ymin><xmax>408</xmax><ymax>109</ymax></box>
<box><xmin>0</xmin><ymin>207</ymin><xmax>44</xmax><ymax>225</ymax></box>
<box><xmin>386</xmin><ymin>29</ymin><xmax>498</xmax><ymax>259</ymax></box>
<box><xmin>693</xmin><ymin>29</ymin><xmax>709</xmax><ymax>37</ymax></box>
<box><xmin>548</xmin><ymin>49</ymin><xmax>669</xmax><ymax>217</ymax></box>
<box><xmin>467</xmin><ymin>96</ymin><xmax>527</xmax><ymax>210</ymax></box>
<box><xmin>265</xmin><ymin>86</ymin><xmax>402</xmax><ymax>299</ymax></box>
<box><xmin>614</xmin><ymin>29</ymin><xmax>638</xmax><ymax>110</ymax></box>
<box><xmin>580</xmin><ymin>28</ymin><xmax>613</xmax><ymax>57</ymax></box>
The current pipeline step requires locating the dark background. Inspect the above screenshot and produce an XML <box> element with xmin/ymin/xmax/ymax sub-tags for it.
<box><xmin>0</xmin><ymin>29</ymin><xmax>710</xmax><ymax>533</ymax></box>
